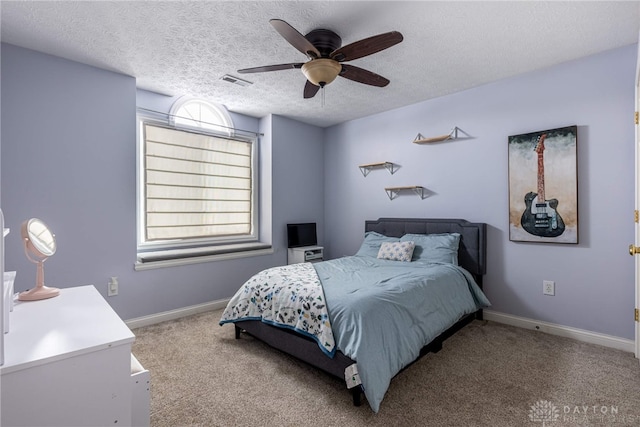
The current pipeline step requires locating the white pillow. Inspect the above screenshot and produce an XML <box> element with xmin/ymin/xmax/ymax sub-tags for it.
<box><xmin>377</xmin><ymin>241</ymin><xmax>415</xmax><ymax>262</ymax></box>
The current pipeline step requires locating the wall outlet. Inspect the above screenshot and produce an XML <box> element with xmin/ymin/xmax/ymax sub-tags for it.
<box><xmin>543</xmin><ymin>280</ymin><xmax>555</xmax><ymax>296</ymax></box>
<box><xmin>108</xmin><ymin>276</ymin><xmax>118</xmax><ymax>297</ymax></box>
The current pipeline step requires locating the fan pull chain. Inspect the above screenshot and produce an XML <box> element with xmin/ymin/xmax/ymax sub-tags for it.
<box><xmin>321</xmin><ymin>86</ymin><xmax>325</xmax><ymax>107</ymax></box>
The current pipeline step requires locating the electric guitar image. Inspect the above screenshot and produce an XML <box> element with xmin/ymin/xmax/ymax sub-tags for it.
<box><xmin>520</xmin><ymin>134</ymin><xmax>566</xmax><ymax>237</ymax></box>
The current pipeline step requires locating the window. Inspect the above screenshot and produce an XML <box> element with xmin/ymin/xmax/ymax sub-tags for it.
<box><xmin>170</xmin><ymin>97</ymin><xmax>234</xmax><ymax>136</ymax></box>
<box><xmin>136</xmin><ymin>98</ymin><xmax>268</xmax><ymax>268</ymax></box>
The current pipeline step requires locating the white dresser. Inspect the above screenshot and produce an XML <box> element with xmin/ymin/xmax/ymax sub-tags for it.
<box><xmin>0</xmin><ymin>285</ymin><xmax>150</xmax><ymax>426</ymax></box>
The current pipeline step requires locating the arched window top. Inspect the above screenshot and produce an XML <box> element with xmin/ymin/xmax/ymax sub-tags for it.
<box><xmin>169</xmin><ymin>96</ymin><xmax>234</xmax><ymax>137</ymax></box>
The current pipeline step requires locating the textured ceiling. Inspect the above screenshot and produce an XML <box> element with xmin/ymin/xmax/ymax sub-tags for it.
<box><xmin>1</xmin><ymin>1</ymin><xmax>639</xmax><ymax>128</ymax></box>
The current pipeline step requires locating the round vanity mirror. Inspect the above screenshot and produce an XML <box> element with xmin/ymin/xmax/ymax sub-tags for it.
<box><xmin>19</xmin><ymin>218</ymin><xmax>60</xmax><ymax>301</ymax></box>
<box><xmin>24</xmin><ymin>218</ymin><xmax>56</xmax><ymax>258</ymax></box>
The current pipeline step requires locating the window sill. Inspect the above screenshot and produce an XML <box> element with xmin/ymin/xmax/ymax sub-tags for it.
<box><xmin>134</xmin><ymin>243</ymin><xmax>273</xmax><ymax>271</ymax></box>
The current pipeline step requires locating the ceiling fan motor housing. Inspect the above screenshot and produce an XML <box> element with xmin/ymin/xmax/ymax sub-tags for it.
<box><xmin>305</xmin><ymin>29</ymin><xmax>342</xmax><ymax>57</ymax></box>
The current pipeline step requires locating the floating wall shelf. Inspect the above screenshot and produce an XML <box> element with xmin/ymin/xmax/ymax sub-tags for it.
<box><xmin>359</xmin><ymin>161</ymin><xmax>397</xmax><ymax>177</ymax></box>
<box><xmin>413</xmin><ymin>127</ymin><xmax>460</xmax><ymax>144</ymax></box>
<box><xmin>384</xmin><ymin>186</ymin><xmax>426</xmax><ymax>200</ymax></box>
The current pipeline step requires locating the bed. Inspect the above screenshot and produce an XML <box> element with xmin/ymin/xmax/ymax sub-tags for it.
<box><xmin>220</xmin><ymin>218</ymin><xmax>489</xmax><ymax>412</ymax></box>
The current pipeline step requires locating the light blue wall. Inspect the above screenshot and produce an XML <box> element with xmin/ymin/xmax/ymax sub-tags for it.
<box><xmin>271</xmin><ymin>114</ymin><xmax>325</xmax><ymax>245</ymax></box>
<box><xmin>324</xmin><ymin>44</ymin><xmax>637</xmax><ymax>339</ymax></box>
<box><xmin>0</xmin><ymin>44</ymin><xmax>324</xmax><ymax>320</ymax></box>
<box><xmin>1</xmin><ymin>41</ymin><xmax>637</xmax><ymax>340</ymax></box>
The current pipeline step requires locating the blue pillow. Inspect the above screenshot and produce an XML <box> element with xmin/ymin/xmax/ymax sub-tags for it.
<box><xmin>355</xmin><ymin>231</ymin><xmax>400</xmax><ymax>257</ymax></box>
<box><xmin>400</xmin><ymin>233</ymin><xmax>461</xmax><ymax>264</ymax></box>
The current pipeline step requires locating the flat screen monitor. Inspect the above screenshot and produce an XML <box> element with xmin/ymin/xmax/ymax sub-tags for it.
<box><xmin>287</xmin><ymin>223</ymin><xmax>317</xmax><ymax>248</ymax></box>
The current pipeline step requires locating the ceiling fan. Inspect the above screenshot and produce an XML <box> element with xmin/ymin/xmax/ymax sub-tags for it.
<box><xmin>237</xmin><ymin>19</ymin><xmax>404</xmax><ymax>99</ymax></box>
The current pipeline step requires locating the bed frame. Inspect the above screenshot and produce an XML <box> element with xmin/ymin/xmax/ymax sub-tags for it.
<box><xmin>233</xmin><ymin>218</ymin><xmax>487</xmax><ymax>407</ymax></box>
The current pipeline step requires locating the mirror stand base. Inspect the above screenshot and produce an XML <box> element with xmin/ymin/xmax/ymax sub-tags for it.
<box><xmin>18</xmin><ymin>285</ymin><xmax>60</xmax><ymax>301</ymax></box>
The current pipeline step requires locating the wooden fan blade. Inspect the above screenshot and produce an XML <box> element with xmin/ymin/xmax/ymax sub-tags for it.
<box><xmin>339</xmin><ymin>64</ymin><xmax>390</xmax><ymax>87</ymax></box>
<box><xmin>238</xmin><ymin>63</ymin><xmax>304</xmax><ymax>74</ymax></box>
<box><xmin>270</xmin><ymin>19</ymin><xmax>320</xmax><ymax>59</ymax></box>
<box><xmin>304</xmin><ymin>80</ymin><xmax>320</xmax><ymax>98</ymax></box>
<box><xmin>331</xmin><ymin>31</ymin><xmax>403</xmax><ymax>62</ymax></box>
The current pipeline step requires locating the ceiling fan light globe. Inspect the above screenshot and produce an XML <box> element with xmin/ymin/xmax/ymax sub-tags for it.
<box><xmin>301</xmin><ymin>59</ymin><xmax>341</xmax><ymax>87</ymax></box>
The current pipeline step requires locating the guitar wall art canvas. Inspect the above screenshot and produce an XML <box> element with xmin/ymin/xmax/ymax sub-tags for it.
<box><xmin>508</xmin><ymin>125</ymin><xmax>578</xmax><ymax>244</ymax></box>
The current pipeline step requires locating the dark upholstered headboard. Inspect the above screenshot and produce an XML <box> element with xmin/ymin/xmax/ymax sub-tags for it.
<box><xmin>364</xmin><ymin>218</ymin><xmax>487</xmax><ymax>282</ymax></box>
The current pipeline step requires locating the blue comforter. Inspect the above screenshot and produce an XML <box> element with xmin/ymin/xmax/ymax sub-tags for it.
<box><xmin>314</xmin><ymin>255</ymin><xmax>490</xmax><ymax>412</ymax></box>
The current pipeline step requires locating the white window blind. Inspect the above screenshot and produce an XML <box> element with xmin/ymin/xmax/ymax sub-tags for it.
<box><xmin>143</xmin><ymin>123</ymin><xmax>253</xmax><ymax>243</ymax></box>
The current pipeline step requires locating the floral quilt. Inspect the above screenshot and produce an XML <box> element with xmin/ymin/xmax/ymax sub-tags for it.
<box><xmin>219</xmin><ymin>262</ymin><xmax>336</xmax><ymax>356</ymax></box>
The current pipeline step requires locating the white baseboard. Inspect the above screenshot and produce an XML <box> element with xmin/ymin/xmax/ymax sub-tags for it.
<box><xmin>125</xmin><ymin>299</ymin><xmax>230</xmax><ymax>330</ymax></box>
<box><xmin>483</xmin><ymin>309</ymin><xmax>635</xmax><ymax>354</ymax></box>
<box><xmin>124</xmin><ymin>303</ymin><xmax>636</xmax><ymax>355</ymax></box>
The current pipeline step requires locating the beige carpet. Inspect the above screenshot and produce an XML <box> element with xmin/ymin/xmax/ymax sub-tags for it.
<box><xmin>132</xmin><ymin>309</ymin><xmax>640</xmax><ymax>426</ymax></box>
